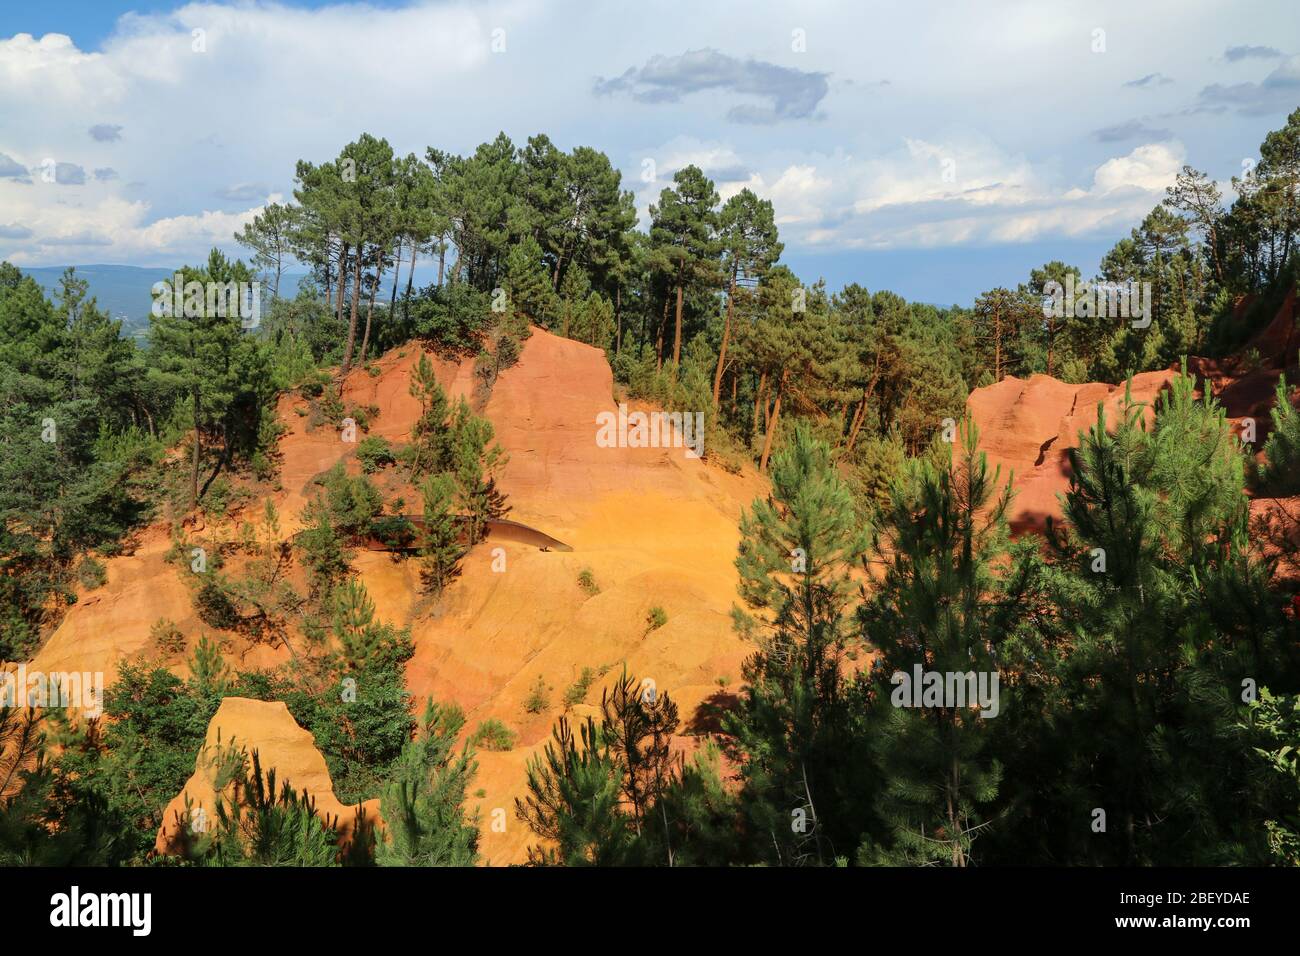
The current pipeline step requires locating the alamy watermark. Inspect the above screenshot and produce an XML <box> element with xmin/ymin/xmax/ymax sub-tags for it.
<box><xmin>151</xmin><ymin>273</ymin><xmax>262</xmax><ymax>329</ymax></box>
<box><xmin>890</xmin><ymin>664</ymin><xmax>1000</xmax><ymax>718</ymax></box>
<box><xmin>596</xmin><ymin>403</ymin><xmax>705</xmax><ymax>459</ymax></box>
<box><xmin>1043</xmin><ymin>275</ymin><xmax>1151</xmax><ymax>329</ymax></box>
<box><xmin>1</xmin><ymin>664</ymin><xmax>104</xmax><ymax>717</ymax></box>
<box><xmin>49</xmin><ymin>886</ymin><xmax>151</xmax><ymax>936</ymax></box>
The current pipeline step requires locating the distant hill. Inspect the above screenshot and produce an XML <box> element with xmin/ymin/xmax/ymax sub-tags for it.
<box><xmin>22</xmin><ymin>265</ymin><xmax>307</xmax><ymax>341</ymax></box>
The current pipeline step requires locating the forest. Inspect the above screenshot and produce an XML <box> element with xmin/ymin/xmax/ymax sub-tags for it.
<box><xmin>1</xmin><ymin>108</ymin><xmax>1299</xmax><ymax>867</ymax></box>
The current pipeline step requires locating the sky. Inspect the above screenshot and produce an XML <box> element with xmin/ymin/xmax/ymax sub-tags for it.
<box><xmin>1</xmin><ymin>0</ymin><xmax>1298</xmax><ymax>304</ymax></box>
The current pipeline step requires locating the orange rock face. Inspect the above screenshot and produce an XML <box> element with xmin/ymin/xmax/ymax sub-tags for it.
<box><xmin>131</xmin><ymin>327</ymin><xmax>765</xmax><ymax>865</ymax></box>
<box><xmin>963</xmin><ymin>370</ymin><xmax>1178</xmax><ymax>532</ymax></box>
<box><xmin>155</xmin><ymin>697</ymin><xmax>380</xmax><ymax>856</ymax></box>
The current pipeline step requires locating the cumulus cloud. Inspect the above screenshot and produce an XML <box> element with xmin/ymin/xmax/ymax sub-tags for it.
<box><xmin>718</xmin><ymin>139</ymin><xmax>1187</xmax><ymax>250</ymax></box>
<box><xmin>594</xmin><ymin>48</ymin><xmax>829</xmax><ymax>123</ymax></box>
<box><xmin>94</xmin><ymin>167</ymin><xmax>119</xmax><ymax>181</ymax></box>
<box><xmin>0</xmin><ymin>223</ymin><xmax>33</xmax><ymax>239</ymax></box>
<box><xmin>1090</xmin><ymin>143</ymin><xmax>1184</xmax><ymax>193</ymax></box>
<box><xmin>88</xmin><ymin>123</ymin><xmax>123</xmax><ymax>142</ymax></box>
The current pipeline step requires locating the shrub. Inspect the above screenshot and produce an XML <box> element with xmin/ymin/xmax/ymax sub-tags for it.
<box><xmin>313</xmin><ymin>464</ymin><xmax>383</xmax><ymax>534</ymax></box>
<box><xmin>356</xmin><ymin>435</ymin><xmax>396</xmax><ymax>474</ymax></box>
<box><xmin>563</xmin><ymin>666</ymin><xmax>598</xmax><ymax>709</ymax></box>
<box><xmin>524</xmin><ymin>675</ymin><xmax>549</xmax><ymax>714</ymax></box>
<box><xmin>470</xmin><ymin>719</ymin><xmax>517</xmax><ymax>751</ymax></box>
<box><xmin>250</xmin><ymin>450</ymin><xmax>275</xmax><ymax>482</ymax></box>
<box><xmin>645</xmin><ymin>605</ymin><xmax>668</xmax><ymax>632</ymax></box>
<box><xmin>194</xmin><ymin>577</ymin><xmax>240</xmax><ymax>630</ymax></box>
<box><xmin>76</xmin><ymin>556</ymin><xmax>107</xmax><ymax>591</ymax></box>
<box><xmin>203</xmin><ymin>477</ymin><xmax>233</xmax><ymax>517</ymax></box>
<box><xmin>150</xmin><ymin>618</ymin><xmax>187</xmax><ymax>656</ymax></box>
<box><xmin>577</xmin><ymin>568</ymin><xmax>599</xmax><ymax>595</ymax></box>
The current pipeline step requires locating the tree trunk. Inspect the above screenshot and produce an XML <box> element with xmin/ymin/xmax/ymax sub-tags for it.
<box><xmin>437</xmin><ymin>242</ymin><xmax>446</xmax><ymax>287</ymax></box>
<box><xmin>712</xmin><ymin>267</ymin><xmax>737</xmax><ymax>407</ymax></box>
<box><xmin>752</xmin><ymin>370</ymin><xmax>768</xmax><ymax>442</ymax></box>
<box><xmin>672</xmin><ymin>277</ymin><xmax>684</xmax><ymax>368</ymax></box>
<box><xmin>335</xmin><ymin>243</ymin><xmax>349</xmax><ymax>328</ymax></box>
<box><xmin>759</xmin><ymin>370</ymin><xmax>786</xmax><ymax>472</ymax></box>
<box><xmin>388</xmin><ymin>238</ymin><xmax>402</xmax><ymax>316</ymax></box>
<box><xmin>361</xmin><ymin>268</ymin><xmax>379</xmax><ymax>365</ymax></box>
<box><xmin>341</xmin><ymin>245</ymin><xmax>364</xmax><ymax>376</ymax></box>
<box><xmin>190</xmin><ymin>391</ymin><xmax>202</xmax><ymax>509</ymax></box>
<box><xmin>615</xmin><ymin>286</ymin><xmax>623</xmax><ymax>353</ymax></box>
<box><xmin>655</xmin><ymin>296</ymin><xmax>669</xmax><ymax>371</ymax></box>
<box><xmin>993</xmin><ymin>313</ymin><xmax>1003</xmax><ymax>381</ymax></box>
<box><xmin>846</xmin><ymin>361</ymin><xmax>881</xmax><ymax>453</ymax></box>
<box><xmin>404</xmin><ymin>245</ymin><xmax>418</xmax><ymax>325</ymax></box>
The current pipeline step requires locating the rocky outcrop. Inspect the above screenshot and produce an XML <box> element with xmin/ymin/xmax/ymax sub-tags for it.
<box><xmin>154</xmin><ymin>697</ymin><xmax>381</xmax><ymax>856</ymax></box>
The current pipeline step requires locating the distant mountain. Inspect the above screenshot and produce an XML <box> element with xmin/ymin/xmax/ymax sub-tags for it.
<box><xmin>21</xmin><ymin>265</ymin><xmax>307</xmax><ymax>341</ymax></box>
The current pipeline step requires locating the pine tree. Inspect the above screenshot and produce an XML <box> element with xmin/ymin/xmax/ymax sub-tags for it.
<box><xmin>727</xmin><ymin>423</ymin><xmax>871</xmax><ymax>864</ymax></box>
<box><xmin>185</xmin><ymin>747</ymin><xmax>339</xmax><ymax>867</ymax></box>
<box><xmin>1259</xmin><ymin>367</ymin><xmax>1300</xmax><ymax>494</ymax></box>
<box><xmin>714</xmin><ymin>188</ymin><xmax>782</xmax><ymax>407</ymax></box>
<box><xmin>377</xmin><ymin>698</ymin><xmax>479</xmax><ymax>866</ymax></box>
<box><xmin>147</xmin><ymin>250</ymin><xmax>268</xmax><ymax>508</ymax></box>
<box><xmin>332</xmin><ymin>579</ymin><xmax>386</xmax><ymax>669</ymax></box>
<box><xmin>447</xmin><ymin>402</ymin><xmax>509</xmax><ymax>545</ymax></box>
<box><xmin>1024</xmin><ymin>370</ymin><xmax>1288</xmax><ymax>864</ymax></box>
<box><xmin>408</xmin><ymin>352</ymin><xmax>449</xmax><ymax>478</ymax></box>
<box><xmin>418</xmin><ymin>474</ymin><xmax>462</xmax><ymax>594</ymax></box>
<box><xmin>648</xmin><ymin>165</ymin><xmax>719</xmax><ymax>368</ymax></box>
<box><xmin>859</xmin><ymin>420</ymin><xmax>1028</xmax><ymax>866</ymax></box>
<box><xmin>504</xmin><ymin>234</ymin><xmax>557</xmax><ymax>328</ymax></box>
<box><xmin>514</xmin><ymin>715</ymin><xmax>636</xmax><ymax>866</ymax></box>
<box><xmin>599</xmin><ymin>669</ymin><xmax>680</xmax><ymax>832</ymax></box>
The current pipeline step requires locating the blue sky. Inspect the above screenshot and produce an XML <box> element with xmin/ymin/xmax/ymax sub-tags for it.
<box><xmin>1</xmin><ymin>0</ymin><xmax>1298</xmax><ymax>305</ymax></box>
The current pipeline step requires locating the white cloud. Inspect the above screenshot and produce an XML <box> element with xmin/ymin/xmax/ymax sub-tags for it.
<box><xmin>1092</xmin><ymin>143</ymin><xmax>1184</xmax><ymax>193</ymax></box>
<box><xmin>0</xmin><ymin>0</ymin><xmax>1295</xmax><ymax>269</ymax></box>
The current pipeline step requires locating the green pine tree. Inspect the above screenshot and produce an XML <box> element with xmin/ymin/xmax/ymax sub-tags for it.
<box><xmin>726</xmin><ymin>423</ymin><xmax>871</xmax><ymax>864</ymax></box>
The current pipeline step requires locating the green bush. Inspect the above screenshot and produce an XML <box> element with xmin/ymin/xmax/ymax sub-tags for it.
<box><xmin>312</xmin><ymin>463</ymin><xmax>383</xmax><ymax>534</ymax></box>
<box><xmin>470</xmin><ymin>718</ymin><xmax>517</xmax><ymax>751</ymax></box>
<box><xmin>524</xmin><ymin>675</ymin><xmax>549</xmax><ymax>714</ymax></box>
<box><xmin>645</xmin><ymin>605</ymin><xmax>668</xmax><ymax>632</ymax></box>
<box><xmin>194</xmin><ymin>577</ymin><xmax>240</xmax><ymax>630</ymax></box>
<box><xmin>356</xmin><ymin>435</ymin><xmax>396</xmax><ymax>474</ymax></box>
<box><xmin>563</xmin><ymin>666</ymin><xmax>599</xmax><ymax>709</ymax></box>
<box><xmin>76</xmin><ymin>556</ymin><xmax>107</xmax><ymax>591</ymax></box>
<box><xmin>150</xmin><ymin>618</ymin><xmax>187</xmax><ymax>656</ymax></box>
<box><xmin>577</xmin><ymin>568</ymin><xmax>599</xmax><ymax>595</ymax></box>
